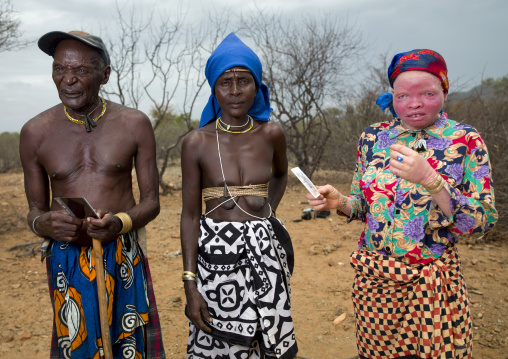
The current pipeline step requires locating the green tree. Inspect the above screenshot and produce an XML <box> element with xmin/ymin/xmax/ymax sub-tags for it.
<box><xmin>0</xmin><ymin>132</ymin><xmax>20</xmax><ymax>172</ymax></box>
<box><xmin>151</xmin><ymin>107</ymin><xmax>198</xmax><ymax>194</ymax></box>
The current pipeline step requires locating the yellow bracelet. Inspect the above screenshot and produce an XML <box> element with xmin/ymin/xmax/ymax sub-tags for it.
<box><xmin>182</xmin><ymin>271</ymin><xmax>197</xmax><ymax>279</ymax></box>
<box><xmin>427</xmin><ymin>177</ymin><xmax>445</xmax><ymax>194</ymax></box>
<box><xmin>423</xmin><ymin>172</ymin><xmax>441</xmax><ymax>191</ymax></box>
<box><xmin>336</xmin><ymin>195</ymin><xmax>348</xmax><ymax>214</ymax></box>
<box><xmin>115</xmin><ymin>212</ymin><xmax>133</xmax><ymax>234</ymax></box>
<box><xmin>182</xmin><ymin>271</ymin><xmax>198</xmax><ymax>282</ymax></box>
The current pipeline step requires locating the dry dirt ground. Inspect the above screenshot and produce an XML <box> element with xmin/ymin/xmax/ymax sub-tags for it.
<box><xmin>0</xmin><ymin>170</ymin><xmax>507</xmax><ymax>359</ymax></box>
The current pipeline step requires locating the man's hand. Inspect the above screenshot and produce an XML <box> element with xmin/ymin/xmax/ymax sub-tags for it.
<box><xmin>389</xmin><ymin>144</ymin><xmax>435</xmax><ymax>185</ymax></box>
<box><xmin>306</xmin><ymin>184</ymin><xmax>343</xmax><ymax>211</ymax></box>
<box><xmin>36</xmin><ymin>210</ymin><xmax>84</xmax><ymax>242</ymax></box>
<box><xmin>184</xmin><ymin>282</ymin><xmax>213</xmax><ymax>333</ymax></box>
<box><xmin>86</xmin><ymin>209</ymin><xmax>122</xmax><ymax>242</ymax></box>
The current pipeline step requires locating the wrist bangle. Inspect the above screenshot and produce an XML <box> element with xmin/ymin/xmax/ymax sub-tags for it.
<box><xmin>427</xmin><ymin>176</ymin><xmax>445</xmax><ymax>194</ymax></box>
<box><xmin>336</xmin><ymin>195</ymin><xmax>347</xmax><ymax>214</ymax></box>
<box><xmin>423</xmin><ymin>171</ymin><xmax>441</xmax><ymax>190</ymax></box>
<box><xmin>182</xmin><ymin>271</ymin><xmax>197</xmax><ymax>279</ymax></box>
<box><xmin>115</xmin><ymin>212</ymin><xmax>132</xmax><ymax>234</ymax></box>
<box><xmin>424</xmin><ymin>172</ymin><xmax>445</xmax><ymax>194</ymax></box>
<box><xmin>182</xmin><ymin>271</ymin><xmax>198</xmax><ymax>282</ymax></box>
<box><xmin>32</xmin><ymin>215</ymin><xmax>42</xmax><ymax>237</ymax></box>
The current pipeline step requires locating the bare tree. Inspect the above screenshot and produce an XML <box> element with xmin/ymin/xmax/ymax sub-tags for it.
<box><xmin>241</xmin><ymin>11</ymin><xmax>363</xmax><ymax>179</ymax></box>
<box><xmin>0</xmin><ymin>0</ymin><xmax>30</xmax><ymax>52</ymax></box>
<box><xmin>321</xmin><ymin>55</ymin><xmax>391</xmax><ymax>172</ymax></box>
<box><xmin>101</xmin><ymin>2</ymin><xmax>150</xmax><ymax>108</ymax></box>
<box><xmin>101</xmin><ymin>4</ymin><xmax>234</xmax><ymax>194</ymax></box>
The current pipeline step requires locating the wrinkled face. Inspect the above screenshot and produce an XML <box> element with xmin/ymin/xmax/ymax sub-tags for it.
<box><xmin>52</xmin><ymin>39</ymin><xmax>110</xmax><ymax>113</ymax></box>
<box><xmin>214</xmin><ymin>67</ymin><xmax>256</xmax><ymax>119</ymax></box>
<box><xmin>392</xmin><ymin>71</ymin><xmax>447</xmax><ymax>130</ymax></box>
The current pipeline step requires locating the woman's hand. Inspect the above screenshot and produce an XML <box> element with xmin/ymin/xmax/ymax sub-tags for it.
<box><xmin>305</xmin><ymin>184</ymin><xmax>343</xmax><ymax>211</ymax></box>
<box><xmin>389</xmin><ymin>144</ymin><xmax>435</xmax><ymax>185</ymax></box>
<box><xmin>184</xmin><ymin>281</ymin><xmax>213</xmax><ymax>333</ymax></box>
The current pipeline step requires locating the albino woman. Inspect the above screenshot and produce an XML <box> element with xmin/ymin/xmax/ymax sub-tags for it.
<box><xmin>308</xmin><ymin>49</ymin><xmax>497</xmax><ymax>359</ymax></box>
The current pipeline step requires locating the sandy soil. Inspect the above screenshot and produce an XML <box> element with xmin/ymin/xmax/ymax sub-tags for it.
<box><xmin>0</xmin><ymin>170</ymin><xmax>507</xmax><ymax>359</ymax></box>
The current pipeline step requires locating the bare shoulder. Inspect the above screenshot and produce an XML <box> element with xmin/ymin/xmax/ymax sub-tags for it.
<box><xmin>20</xmin><ymin>105</ymin><xmax>61</xmax><ymax>143</ymax></box>
<box><xmin>257</xmin><ymin>120</ymin><xmax>286</xmax><ymax>140</ymax></box>
<box><xmin>183</xmin><ymin>127</ymin><xmax>211</xmax><ymax>150</ymax></box>
<box><xmin>108</xmin><ymin>102</ymin><xmax>151</xmax><ymax>126</ymax></box>
<box><xmin>182</xmin><ymin>125</ymin><xmax>218</xmax><ymax>162</ymax></box>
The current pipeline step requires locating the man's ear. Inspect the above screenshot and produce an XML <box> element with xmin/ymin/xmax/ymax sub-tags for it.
<box><xmin>102</xmin><ymin>65</ymin><xmax>111</xmax><ymax>85</ymax></box>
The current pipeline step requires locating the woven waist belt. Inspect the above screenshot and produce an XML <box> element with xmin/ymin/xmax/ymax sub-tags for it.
<box><xmin>203</xmin><ymin>183</ymin><xmax>269</xmax><ymax>201</ymax></box>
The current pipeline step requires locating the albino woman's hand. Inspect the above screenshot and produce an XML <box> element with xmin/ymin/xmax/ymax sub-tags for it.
<box><xmin>389</xmin><ymin>144</ymin><xmax>435</xmax><ymax>185</ymax></box>
<box><xmin>305</xmin><ymin>184</ymin><xmax>343</xmax><ymax>211</ymax></box>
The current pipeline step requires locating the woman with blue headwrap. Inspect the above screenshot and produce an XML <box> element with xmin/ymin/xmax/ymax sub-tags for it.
<box><xmin>180</xmin><ymin>33</ymin><xmax>297</xmax><ymax>358</ymax></box>
<box><xmin>306</xmin><ymin>49</ymin><xmax>497</xmax><ymax>358</ymax></box>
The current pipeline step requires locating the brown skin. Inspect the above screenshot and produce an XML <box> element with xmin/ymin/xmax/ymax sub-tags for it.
<box><xmin>20</xmin><ymin>39</ymin><xmax>160</xmax><ymax>246</ymax></box>
<box><xmin>180</xmin><ymin>67</ymin><xmax>288</xmax><ymax>333</ymax></box>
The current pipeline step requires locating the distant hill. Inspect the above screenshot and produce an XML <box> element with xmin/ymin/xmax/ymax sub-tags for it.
<box><xmin>446</xmin><ymin>82</ymin><xmax>496</xmax><ymax>105</ymax></box>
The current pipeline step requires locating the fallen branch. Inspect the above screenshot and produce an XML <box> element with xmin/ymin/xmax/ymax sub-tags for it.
<box><xmin>470</xmin><ymin>289</ymin><xmax>484</xmax><ymax>295</ymax></box>
<box><xmin>8</xmin><ymin>240</ymin><xmax>43</xmax><ymax>251</ymax></box>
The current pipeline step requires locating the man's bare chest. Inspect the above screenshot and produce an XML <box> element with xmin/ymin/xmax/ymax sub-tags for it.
<box><xmin>37</xmin><ymin>131</ymin><xmax>136</xmax><ymax>180</ymax></box>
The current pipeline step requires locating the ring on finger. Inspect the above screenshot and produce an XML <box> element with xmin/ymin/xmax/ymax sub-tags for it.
<box><xmin>396</xmin><ymin>155</ymin><xmax>403</xmax><ymax>162</ymax></box>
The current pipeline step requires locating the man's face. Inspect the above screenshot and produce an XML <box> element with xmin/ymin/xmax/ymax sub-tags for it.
<box><xmin>214</xmin><ymin>67</ymin><xmax>257</xmax><ymax>119</ymax></box>
<box><xmin>52</xmin><ymin>39</ymin><xmax>110</xmax><ymax>113</ymax></box>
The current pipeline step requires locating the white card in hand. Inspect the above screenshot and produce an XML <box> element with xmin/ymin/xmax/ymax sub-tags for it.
<box><xmin>291</xmin><ymin>167</ymin><xmax>320</xmax><ymax>198</ymax></box>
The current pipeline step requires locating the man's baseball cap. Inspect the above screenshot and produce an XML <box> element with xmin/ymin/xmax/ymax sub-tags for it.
<box><xmin>38</xmin><ymin>30</ymin><xmax>111</xmax><ymax>66</ymax></box>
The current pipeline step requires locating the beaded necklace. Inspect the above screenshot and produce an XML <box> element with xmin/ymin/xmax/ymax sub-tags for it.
<box><xmin>216</xmin><ymin>115</ymin><xmax>253</xmax><ymax>134</ymax></box>
<box><xmin>64</xmin><ymin>97</ymin><xmax>107</xmax><ymax>132</ymax></box>
<box><xmin>219</xmin><ymin>115</ymin><xmax>250</xmax><ymax>131</ymax></box>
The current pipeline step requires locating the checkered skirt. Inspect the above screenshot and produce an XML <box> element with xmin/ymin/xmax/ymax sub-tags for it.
<box><xmin>350</xmin><ymin>246</ymin><xmax>472</xmax><ymax>359</ymax></box>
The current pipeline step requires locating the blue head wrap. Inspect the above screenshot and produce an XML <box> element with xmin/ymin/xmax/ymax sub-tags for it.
<box><xmin>199</xmin><ymin>33</ymin><xmax>271</xmax><ymax>128</ymax></box>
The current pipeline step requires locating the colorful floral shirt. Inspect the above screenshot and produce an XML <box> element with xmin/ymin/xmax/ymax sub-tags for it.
<box><xmin>347</xmin><ymin>114</ymin><xmax>498</xmax><ymax>266</ymax></box>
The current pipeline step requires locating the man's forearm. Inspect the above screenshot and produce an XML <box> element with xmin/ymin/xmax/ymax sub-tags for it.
<box><xmin>121</xmin><ymin>197</ymin><xmax>160</xmax><ymax>231</ymax></box>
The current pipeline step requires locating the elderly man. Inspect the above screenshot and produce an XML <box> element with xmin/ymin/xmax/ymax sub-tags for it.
<box><xmin>20</xmin><ymin>31</ymin><xmax>165</xmax><ymax>359</ymax></box>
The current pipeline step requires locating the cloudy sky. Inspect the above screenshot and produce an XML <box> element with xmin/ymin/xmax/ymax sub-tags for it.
<box><xmin>1</xmin><ymin>0</ymin><xmax>507</xmax><ymax>133</ymax></box>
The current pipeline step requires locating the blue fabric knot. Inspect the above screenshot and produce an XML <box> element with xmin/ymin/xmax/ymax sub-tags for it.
<box><xmin>375</xmin><ymin>92</ymin><xmax>397</xmax><ymax>118</ymax></box>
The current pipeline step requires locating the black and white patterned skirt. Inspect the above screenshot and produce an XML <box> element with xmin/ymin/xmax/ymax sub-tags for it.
<box><xmin>187</xmin><ymin>215</ymin><xmax>297</xmax><ymax>359</ymax></box>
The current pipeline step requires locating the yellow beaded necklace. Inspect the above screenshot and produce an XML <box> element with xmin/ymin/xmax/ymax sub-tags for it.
<box><xmin>216</xmin><ymin>116</ymin><xmax>253</xmax><ymax>134</ymax></box>
<box><xmin>64</xmin><ymin>97</ymin><xmax>107</xmax><ymax>132</ymax></box>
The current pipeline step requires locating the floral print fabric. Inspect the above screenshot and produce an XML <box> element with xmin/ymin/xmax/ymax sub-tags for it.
<box><xmin>347</xmin><ymin>114</ymin><xmax>498</xmax><ymax>265</ymax></box>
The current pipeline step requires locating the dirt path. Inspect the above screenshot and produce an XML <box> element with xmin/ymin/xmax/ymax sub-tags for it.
<box><xmin>0</xmin><ymin>171</ymin><xmax>506</xmax><ymax>358</ymax></box>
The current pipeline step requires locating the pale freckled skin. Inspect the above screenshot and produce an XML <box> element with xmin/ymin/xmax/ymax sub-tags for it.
<box><xmin>392</xmin><ymin>71</ymin><xmax>448</xmax><ymax>131</ymax></box>
<box><xmin>306</xmin><ymin>70</ymin><xmax>453</xmax><ymax>217</ymax></box>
